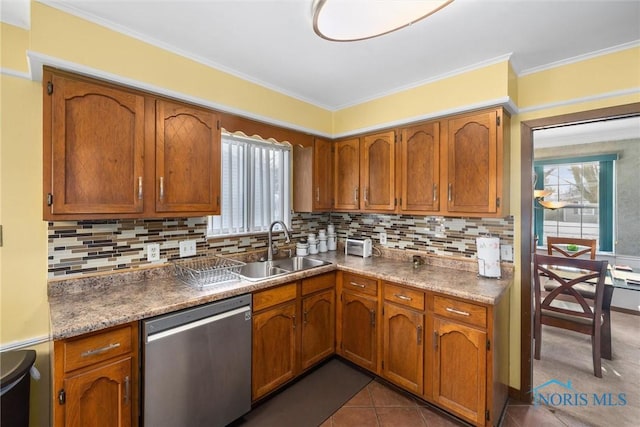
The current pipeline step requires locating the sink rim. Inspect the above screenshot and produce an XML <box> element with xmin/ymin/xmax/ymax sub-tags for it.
<box><xmin>233</xmin><ymin>256</ymin><xmax>332</xmax><ymax>281</ymax></box>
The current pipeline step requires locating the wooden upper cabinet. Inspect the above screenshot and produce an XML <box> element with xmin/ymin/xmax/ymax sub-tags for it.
<box><xmin>45</xmin><ymin>71</ymin><xmax>145</xmax><ymax>218</ymax></box>
<box><xmin>444</xmin><ymin>109</ymin><xmax>508</xmax><ymax>216</ymax></box>
<box><xmin>361</xmin><ymin>131</ymin><xmax>395</xmax><ymax>211</ymax></box>
<box><xmin>155</xmin><ymin>99</ymin><xmax>221</xmax><ymax>214</ymax></box>
<box><xmin>313</xmin><ymin>138</ymin><xmax>333</xmax><ymax>211</ymax></box>
<box><xmin>333</xmin><ymin>138</ymin><xmax>361</xmax><ymax>210</ymax></box>
<box><xmin>292</xmin><ymin>138</ymin><xmax>333</xmax><ymax>212</ymax></box>
<box><xmin>400</xmin><ymin>122</ymin><xmax>440</xmax><ymax>213</ymax></box>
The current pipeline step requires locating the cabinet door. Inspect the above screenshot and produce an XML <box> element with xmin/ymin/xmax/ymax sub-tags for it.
<box><xmin>301</xmin><ymin>289</ymin><xmax>335</xmax><ymax>370</ymax></box>
<box><xmin>446</xmin><ymin>110</ymin><xmax>498</xmax><ymax>214</ymax></box>
<box><xmin>361</xmin><ymin>131</ymin><xmax>395</xmax><ymax>211</ymax></box>
<box><xmin>313</xmin><ymin>138</ymin><xmax>334</xmax><ymax>211</ymax></box>
<box><xmin>382</xmin><ymin>303</ymin><xmax>424</xmax><ymax>394</ymax></box>
<box><xmin>333</xmin><ymin>138</ymin><xmax>360</xmax><ymax>210</ymax></box>
<box><xmin>64</xmin><ymin>358</ymin><xmax>133</xmax><ymax>427</ymax></box>
<box><xmin>155</xmin><ymin>99</ymin><xmax>221</xmax><ymax>214</ymax></box>
<box><xmin>400</xmin><ymin>122</ymin><xmax>440</xmax><ymax>213</ymax></box>
<box><xmin>340</xmin><ymin>291</ymin><xmax>377</xmax><ymax>371</ymax></box>
<box><xmin>432</xmin><ymin>317</ymin><xmax>487</xmax><ymax>425</ymax></box>
<box><xmin>252</xmin><ymin>302</ymin><xmax>297</xmax><ymax>400</ymax></box>
<box><xmin>48</xmin><ymin>74</ymin><xmax>145</xmax><ymax>216</ymax></box>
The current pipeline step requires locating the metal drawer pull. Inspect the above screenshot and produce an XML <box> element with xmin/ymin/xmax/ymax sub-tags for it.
<box><xmin>124</xmin><ymin>375</ymin><xmax>130</xmax><ymax>404</ymax></box>
<box><xmin>138</xmin><ymin>177</ymin><xmax>143</xmax><ymax>199</ymax></box>
<box><xmin>159</xmin><ymin>177</ymin><xmax>164</xmax><ymax>199</ymax></box>
<box><xmin>350</xmin><ymin>282</ymin><xmax>366</xmax><ymax>288</ymax></box>
<box><xmin>81</xmin><ymin>342</ymin><xmax>121</xmax><ymax>358</ymax></box>
<box><xmin>394</xmin><ymin>294</ymin><xmax>412</xmax><ymax>301</ymax></box>
<box><xmin>446</xmin><ymin>307</ymin><xmax>470</xmax><ymax>316</ymax></box>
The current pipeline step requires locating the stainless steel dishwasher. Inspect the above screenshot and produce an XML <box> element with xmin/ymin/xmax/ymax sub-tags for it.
<box><xmin>142</xmin><ymin>294</ymin><xmax>252</xmax><ymax>427</ymax></box>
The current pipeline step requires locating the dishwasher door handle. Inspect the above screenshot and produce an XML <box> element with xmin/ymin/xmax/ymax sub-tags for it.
<box><xmin>146</xmin><ymin>306</ymin><xmax>250</xmax><ymax>343</ymax></box>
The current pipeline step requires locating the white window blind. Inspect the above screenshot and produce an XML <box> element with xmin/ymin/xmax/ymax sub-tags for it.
<box><xmin>208</xmin><ymin>133</ymin><xmax>291</xmax><ymax>236</ymax></box>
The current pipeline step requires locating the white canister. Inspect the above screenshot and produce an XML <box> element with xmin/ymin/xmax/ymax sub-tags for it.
<box><xmin>318</xmin><ymin>229</ymin><xmax>326</xmax><ymax>238</ymax></box>
<box><xmin>309</xmin><ymin>240</ymin><xmax>318</xmax><ymax>254</ymax></box>
<box><xmin>327</xmin><ymin>234</ymin><xmax>337</xmax><ymax>251</ymax></box>
<box><xmin>318</xmin><ymin>236</ymin><xmax>328</xmax><ymax>253</ymax></box>
<box><xmin>296</xmin><ymin>242</ymin><xmax>309</xmax><ymax>257</ymax></box>
<box><xmin>327</xmin><ymin>223</ymin><xmax>335</xmax><ymax>234</ymax></box>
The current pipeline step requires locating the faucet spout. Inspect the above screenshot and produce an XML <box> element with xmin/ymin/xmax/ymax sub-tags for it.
<box><xmin>267</xmin><ymin>221</ymin><xmax>291</xmax><ymax>261</ymax></box>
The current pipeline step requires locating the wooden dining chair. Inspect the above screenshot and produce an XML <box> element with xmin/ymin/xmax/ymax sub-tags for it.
<box><xmin>533</xmin><ymin>254</ymin><xmax>609</xmax><ymax>377</ymax></box>
<box><xmin>547</xmin><ymin>236</ymin><xmax>596</xmax><ymax>259</ymax></box>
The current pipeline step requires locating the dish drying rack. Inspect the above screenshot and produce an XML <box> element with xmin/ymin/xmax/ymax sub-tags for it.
<box><xmin>173</xmin><ymin>255</ymin><xmax>245</xmax><ymax>289</ymax></box>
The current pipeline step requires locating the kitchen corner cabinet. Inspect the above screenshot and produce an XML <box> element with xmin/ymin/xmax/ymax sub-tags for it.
<box><xmin>252</xmin><ymin>273</ymin><xmax>335</xmax><ymax>401</ymax></box>
<box><xmin>399</xmin><ymin>121</ymin><xmax>441</xmax><ymax>213</ymax></box>
<box><xmin>443</xmin><ymin>108</ymin><xmax>510</xmax><ymax>216</ymax></box>
<box><xmin>337</xmin><ymin>272</ymin><xmax>379</xmax><ymax>372</ymax></box>
<box><xmin>381</xmin><ymin>283</ymin><xmax>425</xmax><ymax>395</ymax></box>
<box><xmin>293</xmin><ymin>137</ymin><xmax>333</xmax><ymax>212</ymax></box>
<box><xmin>53</xmin><ymin>322</ymin><xmax>139</xmax><ymax>427</ymax></box>
<box><xmin>43</xmin><ymin>68</ymin><xmax>221</xmax><ymax>220</ymax></box>
<box><xmin>333</xmin><ymin>131</ymin><xmax>396</xmax><ymax>212</ymax></box>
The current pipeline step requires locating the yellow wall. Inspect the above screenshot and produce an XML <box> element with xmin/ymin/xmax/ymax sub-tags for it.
<box><xmin>1</xmin><ymin>3</ymin><xmax>639</xmax><ymax>424</ymax></box>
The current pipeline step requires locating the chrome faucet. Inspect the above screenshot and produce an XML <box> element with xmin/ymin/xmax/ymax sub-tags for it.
<box><xmin>267</xmin><ymin>221</ymin><xmax>291</xmax><ymax>261</ymax></box>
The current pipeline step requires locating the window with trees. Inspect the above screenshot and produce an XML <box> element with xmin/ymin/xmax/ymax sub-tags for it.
<box><xmin>534</xmin><ymin>155</ymin><xmax>616</xmax><ymax>252</ymax></box>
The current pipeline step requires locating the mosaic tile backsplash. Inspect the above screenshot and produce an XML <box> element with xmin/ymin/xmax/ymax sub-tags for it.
<box><xmin>48</xmin><ymin>213</ymin><xmax>514</xmax><ymax>278</ymax></box>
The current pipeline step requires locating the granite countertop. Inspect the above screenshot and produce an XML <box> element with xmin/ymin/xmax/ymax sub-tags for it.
<box><xmin>48</xmin><ymin>251</ymin><xmax>512</xmax><ymax>340</ymax></box>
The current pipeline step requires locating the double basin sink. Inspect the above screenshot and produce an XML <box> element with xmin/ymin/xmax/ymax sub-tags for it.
<box><xmin>235</xmin><ymin>256</ymin><xmax>331</xmax><ymax>281</ymax></box>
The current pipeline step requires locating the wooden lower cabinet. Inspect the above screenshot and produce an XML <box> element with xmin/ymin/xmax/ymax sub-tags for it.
<box><xmin>252</xmin><ymin>299</ymin><xmax>297</xmax><ymax>400</ymax></box>
<box><xmin>432</xmin><ymin>317</ymin><xmax>487</xmax><ymax>425</ymax></box>
<box><xmin>382</xmin><ymin>283</ymin><xmax>425</xmax><ymax>395</ymax></box>
<box><xmin>339</xmin><ymin>290</ymin><xmax>378</xmax><ymax>371</ymax></box>
<box><xmin>252</xmin><ymin>273</ymin><xmax>336</xmax><ymax>401</ymax></box>
<box><xmin>53</xmin><ymin>322</ymin><xmax>138</xmax><ymax>427</ymax></box>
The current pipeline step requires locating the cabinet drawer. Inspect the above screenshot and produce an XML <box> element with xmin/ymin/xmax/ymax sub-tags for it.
<box><xmin>63</xmin><ymin>324</ymin><xmax>133</xmax><ymax>372</ymax></box>
<box><xmin>343</xmin><ymin>273</ymin><xmax>377</xmax><ymax>296</ymax></box>
<box><xmin>302</xmin><ymin>273</ymin><xmax>335</xmax><ymax>296</ymax></box>
<box><xmin>383</xmin><ymin>283</ymin><xmax>424</xmax><ymax>311</ymax></box>
<box><xmin>433</xmin><ymin>295</ymin><xmax>487</xmax><ymax>328</ymax></box>
<box><xmin>253</xmin><ymin>282</ymin><xmax>297</xmax><ymax>312</ymax></box>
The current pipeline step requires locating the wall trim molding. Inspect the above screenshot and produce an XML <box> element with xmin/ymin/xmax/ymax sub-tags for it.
<box><xmin>0</xmin><ymin>335</ymin><xmax>50</xmax><ymax>352</ymax></box>
<box><xmin>518</xmin><ymin>88</ymin><xmax>640</xmax><ymax>115</ymax></box>
<box><xmin>0</xmin><ymin>67</ymin><xmax>31</xmax><ymax>80</ymax></box>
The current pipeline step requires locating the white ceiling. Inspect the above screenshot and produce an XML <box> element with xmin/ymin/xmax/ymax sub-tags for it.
<box><xmin>1</xmin><ymin>0</ymin><xmax>635</xmax><ymax>111</ymax></box>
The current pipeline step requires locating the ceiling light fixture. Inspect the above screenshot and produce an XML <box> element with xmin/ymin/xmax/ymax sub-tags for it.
<box><xmin>312</xmin><ymin>0</ymin><xmax>454</xmax><ymax>42</ymax></box>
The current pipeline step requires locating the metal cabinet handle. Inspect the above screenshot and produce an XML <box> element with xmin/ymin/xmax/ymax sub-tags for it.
<box><xmin>81</xmin><ymin>342</ymin><xmax>121</xmax><ymax>358</ymax></box>
<box><xmin>433</xmin><ymin>184</ymin><xmax>437</xmax><ymax>202</ymax></box>
<box><xmin>394</xmin><ymin>294</ymin><xmax>412</xmax><ymax>301</ymax></box>
<box><xmin>316</xmin><ymin>187</ymin><xmax>320</xmax><ymax>202</ymax></box>
<box><xmin>433</xmin><ymin>331</ymin><xmax>438</xmax><ymax>350</ymax></box>
<box><xmin>159</xmin><ymin>177</ymin><xmax>164</xmax><ymax>199</ymax></box>
<box><xmin>349</xmin><ymin>282</ymin><xmax>366</xmax><ymax>288</ymax></box>
<box><xmin>354</xmin><ymin>187</ymin><xmax>359</xmax><ymax>202</ymax></box>
<box><xmin>292</xmin><ymin>314</ymin><xmax>296</xmax><ymax>329</ymax></box>
<box><xmin>364</xmin><ymin>187</ymin><xmax>368</xmax><ymax>205</ymax></box>
<box><xmin>370</xmin><ymin>309</ymin><xmax>376</xmax><ymax>326</ymax></box>
<box><xmin>138</xmin><ymin>177</ymin><xmax>143</xmax><ymax>199</ymax></box>
<box><xmin>303</xmin><ymin>310</ymin><xmax>308</xmax><ymax>325</ymax></box>
<box><xmin>124</xmin><ymin>375</ymin><xmax>130</xmax><ymax>404</ymax></box>
<box><xmin>417</xmin><ymin>325</ymin><xmax>423</xmax><ymax>345</ymax></box>
<box><xmin>446</xmin><ymin>307</ymin><xmax>470</xmax><ymax>316</ymax></box>
<box><xmin>448</xmin><ymin>183</ymin><xmax>452</xmax><ymax>202</ymax></box>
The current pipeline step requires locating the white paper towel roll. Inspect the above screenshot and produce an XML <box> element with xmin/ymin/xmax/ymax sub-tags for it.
<box><xmin>476</xmin><ymin>237</ymin><xmax>501</xmax><ymax>278</ymax></box>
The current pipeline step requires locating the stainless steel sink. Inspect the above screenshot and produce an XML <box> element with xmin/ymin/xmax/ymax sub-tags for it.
<box><xmin>235</xmin><ymin>257</ymin><xmax>331</xmax><ymax>281</ymax></box>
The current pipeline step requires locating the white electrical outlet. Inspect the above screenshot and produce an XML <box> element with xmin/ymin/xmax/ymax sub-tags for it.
<box><xmin>179</xmin><ymin>240</ymin><xmax>197</xmax><ymax>257</ymax></box>
<box><xmin>379</xmin><ymin>232</ymin><xmax>387</xmax><ymax>245</ymax></box>
<box><xmin>500</xmin><ymin>244</ymin><xmax>513</xmax><ymax>261</ymax></box>
<box><xmin>147</xmin><ymin>243</ymin><xmax>160</xmax><ymax>262</ymax></box>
